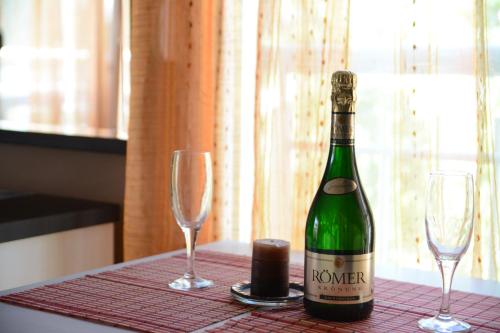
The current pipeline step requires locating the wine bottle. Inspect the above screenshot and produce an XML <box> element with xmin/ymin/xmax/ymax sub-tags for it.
<box><xmin>304</xmin><ymin>71</ymin><xmax>374</xmax><ymax>321</ymax></box>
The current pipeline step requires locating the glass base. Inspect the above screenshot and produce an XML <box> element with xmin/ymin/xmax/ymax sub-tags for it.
<box><xmin>418</xmin><ymin>315</ymin><xmax>471</xmax><ymax>332</ymax></box>
<box><xmin>169</xmin><ymin>275</ymin><xmax>214</xmax><ymax>291</ymax></box>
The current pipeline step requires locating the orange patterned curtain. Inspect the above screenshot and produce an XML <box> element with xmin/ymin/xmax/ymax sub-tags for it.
<box><xmin>124</xmin><ymin>0</ymin><xmax>219</xmax><ymax>260</ymax></box>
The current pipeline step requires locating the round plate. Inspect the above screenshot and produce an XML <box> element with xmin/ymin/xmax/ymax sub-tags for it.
<box><xmin>230</xmin><ymin>281</ymin><xmax>304</xmax><ymax>307</ymax></box>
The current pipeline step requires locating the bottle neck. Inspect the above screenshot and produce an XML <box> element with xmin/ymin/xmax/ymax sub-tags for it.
<box><xmin>330</xmin><ymin>112</ymin><xmax>355</xmax><ymax>145</ymax></box>
<box><xmin>324</xmin><ymin>112</ymin><xmax>358</xmax><ymax>180</ymax></box>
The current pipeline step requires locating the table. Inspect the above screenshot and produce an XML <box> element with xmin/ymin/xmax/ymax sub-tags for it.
<box><xmin>1</xmin><ymin>241</ymin><xmax>499</xmax><ymax>333</ymax></box>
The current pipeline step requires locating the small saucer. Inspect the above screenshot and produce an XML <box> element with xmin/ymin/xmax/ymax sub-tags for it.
<box><xmin>230</xmin><ymin>281</ymin><xmax>304</xmax><ymax>307</ymax></box>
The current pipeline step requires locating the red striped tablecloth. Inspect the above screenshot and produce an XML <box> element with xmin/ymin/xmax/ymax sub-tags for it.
<box><xmin>1</xmin><ymin>251</ymin><xmax>499</xmax><ymax>332</ymax></box>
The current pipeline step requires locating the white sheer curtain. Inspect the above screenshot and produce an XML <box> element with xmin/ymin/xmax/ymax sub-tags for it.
<box><xmin>213</xmin><ymin>0</ymin><xmax>500</xmax><ymax>281</ymax></box>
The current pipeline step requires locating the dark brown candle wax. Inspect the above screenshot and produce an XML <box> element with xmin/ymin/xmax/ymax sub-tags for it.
<box><xmin>250</xmin><ymin>239</ymin><xmax>290</xmax><ymax>297</ymax></box>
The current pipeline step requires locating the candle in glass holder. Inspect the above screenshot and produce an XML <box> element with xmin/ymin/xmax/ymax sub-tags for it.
<box><xmin>250</xmin><ymin>239</ymin><xmax>290</xmax><ymax>297</ymax></box>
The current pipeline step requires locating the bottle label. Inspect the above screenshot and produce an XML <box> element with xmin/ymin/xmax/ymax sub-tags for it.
<box><xmin>305</xmin><ymin>251</ymin><xmax>374</xmax><ymax>304</ymax></box>
<box><xmin>323</xmin><ymin>178</ymin><xmax>357</xmax><ymax>195</ymax></box>
<box><xmin>331</xmin><ymin>113</ymin><xmax>354</xmax><ymax>145</ymax></box>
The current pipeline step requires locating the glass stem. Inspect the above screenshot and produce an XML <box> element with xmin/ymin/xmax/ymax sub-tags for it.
<box><xmin>182</xmin><ymin>227</ymin><xmax>198</xmax><ymax>279</ymax></box>
<box><xmin>437</xmin><ymin>259</ymin><xmax>458</xmax><ymax>319</ymax></box>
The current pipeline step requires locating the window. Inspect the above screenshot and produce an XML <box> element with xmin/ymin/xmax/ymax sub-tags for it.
<box><xmin>235</xmin><ymin>0</ymin><xmax>500</xmax><ymax>279</ymax></box>
<box><xmin>0</xmin><ymin>0</ymin><xmax>130</xmax><ymax>139</ymax></box>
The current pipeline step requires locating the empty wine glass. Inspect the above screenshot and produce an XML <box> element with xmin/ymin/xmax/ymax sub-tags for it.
<box><xmin>169</xmin><ymin>150</ymin><xmax>213</xmax><ymax>290</ymax></box>
<box><xmin>418</xmin><ymin>171</ymin><xmax>474</xmax><ymax>332</ymax></box>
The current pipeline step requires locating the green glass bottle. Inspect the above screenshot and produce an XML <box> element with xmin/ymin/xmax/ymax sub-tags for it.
<box><xmin>304</xmin><ymin>71</ymin><xmax>374</xmax><ymax>321</ymax></box>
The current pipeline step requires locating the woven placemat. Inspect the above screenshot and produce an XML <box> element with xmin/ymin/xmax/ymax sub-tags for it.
<box><xmin>0</xmin><ymin>251</ymin><xmax>259</xmax><ymax>332</ymax></box>
<box><xmin>1</xmin><ymin>251</ymin><xmax>499</xmax><ymax>332</ymax></box>
<box><xmin>207</xmin><ymin>271</ymin><xmax>500</xmax><ymax>333</ymax></box>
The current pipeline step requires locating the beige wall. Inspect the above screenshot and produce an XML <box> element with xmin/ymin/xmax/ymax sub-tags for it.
<box><xmin>0</xmin><ymin>143</ymin><xmax>125</xmax><ymax>204</ymax></box>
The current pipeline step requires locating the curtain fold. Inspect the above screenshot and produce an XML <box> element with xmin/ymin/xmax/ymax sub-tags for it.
<box><xmin>213</xmin><ymin>1</ymin><xmax>243</xmax><ymax>241</ymax></box>
<box><xmin>253</xmin><ymin>0</ymin><xmax>351</xmax><ymax>249</ymax></box>
<box><xmin>473</xmin><ymin>0</ymin><xmax>499</xmax><ymax>280</ymax></box>
<box><xmin>124</xmin><ymin>0</ymin><xmax>219</xmax><ymax>260</ymax></box>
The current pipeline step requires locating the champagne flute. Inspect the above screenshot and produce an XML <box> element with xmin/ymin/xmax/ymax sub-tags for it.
<box><xmin>418</xmin><ymin>171</ymin><xmax>474</xmax><ymax>332</ymax></box>
<box><xmin>169</xmin><ymin>150</ymin><xmax>214</xmax><ymax>290</ymax></box>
